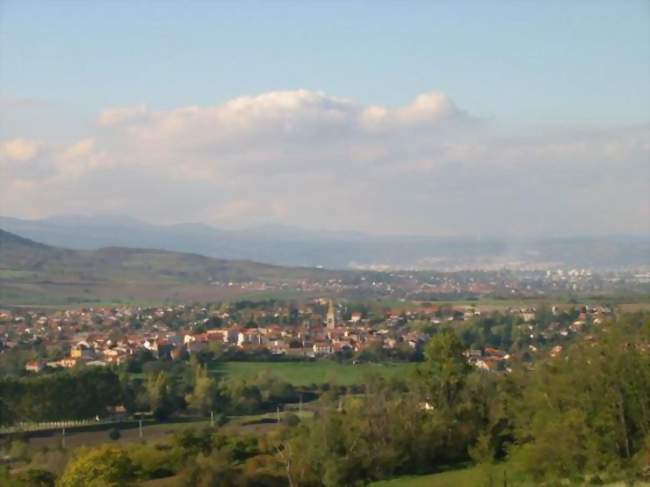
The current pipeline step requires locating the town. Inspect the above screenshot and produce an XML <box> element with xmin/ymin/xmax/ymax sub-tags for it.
<box><xmin>0</xmin><ymin>296</ymin><xmax>619</xmax><ymax>376</ymax></box>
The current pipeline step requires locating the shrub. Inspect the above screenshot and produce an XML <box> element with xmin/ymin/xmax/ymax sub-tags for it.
<box><xmin>284</xmin><ymin>413</ymin><xmax>300</xmax><ymax>427</ymax></box>
<box><xmin>127</xmin><ymin>443</ymin><xmax>182</xmax><ymax>480</ymax></box>
<box><xmin>108</xmin><ymin>427</ymin><xmax>121</xmax><ymax>441</ymax></box>
<box><xmin>57</xmin><ymin>445</ymin><xmax>134</xmax><ymax>487</ymax></box>
<box><xmin>8</xmin><ymin>439</ymin><xmax>30</xmax><ymax>462</ymax></box>
<box><xmin>14</xmin><ymin>468</ymin><xmax>56</xmax><ymax>487</ymax></box>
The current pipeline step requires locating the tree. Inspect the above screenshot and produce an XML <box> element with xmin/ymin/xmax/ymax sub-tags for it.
<box><xmin>186</xmin><ymin>365</ymin><xmax>218</xmax><ymax>415</ymax></box>
<box><xmin>179</xmin><ymin>451</ymin><xmax>241</xmax><ymax>487</ymax></box>
<box><xmin>146</xmin><ymin>372</ymin><xmax>174</xmax><ymax>421</ymax></box>
<box><xmin>419</xmin><ymin>330</ymin><xmax>471</xmax><ymax>413</ymax></box>
<box><xmin>58</xmin><ymin>446</ymin><xmax>134</xmax><ymax>487</ymax></box>
<box><xmin>109</xmin><ymin>427</ymin><xmax>121</xmax><ymax>441</ymax></box>
<box><xmin>508</xmin><ymin>320</ymin><xmax>650</xmax><ymax>482</ymax></box>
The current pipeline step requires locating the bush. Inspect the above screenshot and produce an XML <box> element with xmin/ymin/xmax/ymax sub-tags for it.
<box><xmin>284</xmin><ymin>413</ymin><xmax>300</xmax><ymax>427</ymax></box>
<box><xmin>8</xmin><ymin>439</ymin><xmax>30</xmax><ymax>462</ymax></box>
<box><xmin>57</xmin><ymin>445</ymin><xmax>134</xmax><ymax>487</ymax></box>
<box><xmin>28</xmin><ymin>448</ymin><xmax>68</xmax><ymax>476</ymax></box>
<box><xmin>127</xmin><ymin>443</ymin><xmax>182</xmax><ymax>480</ymax></box>
<box><xmin>108</xmin><ymin>427</ymin><xmax>121</xmax><ymax>441</ymax></box>
<box><xmin>213</xmin><ymin>413</ymin><xmax>228</xmax><ymax>427</ymax></box>
<box><xmin>14</xmin><ymin>468</ymin><xmax>56</xmax><ymax>487</ymax></box>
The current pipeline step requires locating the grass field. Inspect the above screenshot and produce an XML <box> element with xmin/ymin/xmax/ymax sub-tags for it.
<box><xmin>370</xmin><ymin>466</ymin><xmax>486</xmax><ymax>487</ymax></box>
<box><xmin>370</xmin><ymin>467</ymin><xmax>650</xmax><ymax>487</ymax></box>
<box><xmin>370</xmin><ymin>466</ymin><xmax>533</xmax><ymax>487</ymax></box>
<box><xmin>209</xmin><ymin>361</ymin><xmax>416</xmax><ymax>386</ymax></box>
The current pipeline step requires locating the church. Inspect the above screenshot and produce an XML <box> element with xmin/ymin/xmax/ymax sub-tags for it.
<box><xmin>326</xmin><ymin>299</ymin><xmax>336</xmax><ymax>329</ymax></box>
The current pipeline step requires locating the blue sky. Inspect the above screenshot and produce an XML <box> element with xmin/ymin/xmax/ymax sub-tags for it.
<box><xmin>2</xmin><ymin>0</ymin><xmax>648</xmax><ymax>128</ymax></box>
<box><xmin>0</xmin><ymin>1</ymin><xmax>648</xmax><ymax>236</ymax></box>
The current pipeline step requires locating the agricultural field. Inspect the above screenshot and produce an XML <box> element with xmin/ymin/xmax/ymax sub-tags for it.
<box><xmin>209</xmin><ymin>361</ymin><xmax>417</xmax><ymax>386</ymax></box>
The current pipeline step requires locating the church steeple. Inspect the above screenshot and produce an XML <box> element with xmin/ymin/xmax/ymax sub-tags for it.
<box><xmin>326</xmin><ymin>299</ymin><xmax>336</xmax><ymax>329</ymax></box>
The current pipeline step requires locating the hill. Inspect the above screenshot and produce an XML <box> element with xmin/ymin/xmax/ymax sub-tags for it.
<box><xmin>0</xmin><ymin>229</ymin><xmax>338</xmax><ymax>306</ymax></box>
<box><xmin>1</xmin><ymin>215</ymin><xmax>648</xmax><ymax>270</ymax></box>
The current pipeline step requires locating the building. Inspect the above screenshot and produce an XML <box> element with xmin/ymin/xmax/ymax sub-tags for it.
<box><xmin>326</xmin><ymin>299</ymin><xmax>336</xmax><ymax>330</ymax></box>
<box><xmin>25</xmin><ymin>360</ymin><xmax>44</xmax><ymax>373</ymax></box>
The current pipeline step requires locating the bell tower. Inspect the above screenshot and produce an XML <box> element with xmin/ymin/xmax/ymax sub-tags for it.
<box><xmin>326</xmin><ymin>299</ymin><xmax>336</xmax><ymax>329</ymax></box>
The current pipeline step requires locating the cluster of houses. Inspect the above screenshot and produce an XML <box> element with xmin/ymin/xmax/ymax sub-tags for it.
<box><xmin>0</xmin><ymin>299</ymin><xmax>616</xmax><ymax>375</ymax></box>
<box><xmin>1</xmin><ymin>300</ymin><xmax>428</xmax><ymax>373</ymax></box>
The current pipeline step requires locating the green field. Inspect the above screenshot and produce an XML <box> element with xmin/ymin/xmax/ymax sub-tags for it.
<box><xmin>370</xmin><ymin>467</ymin><xmax>486</xmax><ymax>487</ymax></box>
<box><xmin>370</xmin><ymin>466</ymin><xmax>534</xmax><ymax>487</ymax></box>
<box><xmin>210</xmin><ymin>361</ymin><xmax>416</xmax><ymax>386</ymax></box>
<box><xmin>370</xmin><ymin>467</ymin><xmax>650</xmax><ymax>487</ymax></box>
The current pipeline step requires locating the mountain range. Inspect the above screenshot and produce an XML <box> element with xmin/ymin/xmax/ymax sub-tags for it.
<box><xmin>1</xmin><ymin>215</ymin><xmax>648</xmax><ymax>270</ymax></box>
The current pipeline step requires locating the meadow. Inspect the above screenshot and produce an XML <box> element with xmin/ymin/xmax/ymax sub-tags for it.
<box><xmin>369</xmin><ymin>467</ymin><xmax>486</xmax><ymax>487</ymax></box>
<box><xmin>370</xmin><ymin>467</ymin><xmax>650</xmax><ymax>487</ymax></box>
<box><xmin>209</xmin><ymin>360</ymin><xmax>417</xmax><ymax>386</ymax></box>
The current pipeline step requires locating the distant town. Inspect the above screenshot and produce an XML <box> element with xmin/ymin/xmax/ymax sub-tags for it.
<box><xmin>202</xmin><ymin>267</ymin><xmax>650</xmax><ymax>298</ymax></box>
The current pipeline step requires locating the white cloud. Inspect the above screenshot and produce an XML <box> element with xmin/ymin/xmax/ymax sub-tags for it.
<box><xmin>62</xmin><ymin>137</ymin><xmax>96</xmax><ymax>160</ymax></box>
<box><xmin>1</xmin><ymin>90</ymin><xmax>648</xmax><ymax>235</ymax></box>
<box><xmin>0</xmin><ymin>138</ymin><xmax>40</xmax><ymax>161</ymax></box>
<box><xmin>98</xmin><ymin>104</ymin><xmax>149</xmax><ymax>126</ymax></box>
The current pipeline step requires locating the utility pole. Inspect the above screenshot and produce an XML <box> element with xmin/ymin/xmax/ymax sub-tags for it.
<box><xmin>138</xmin><ymin>419</ymin><xmax>143</xmax><ymax>440</ymax></box>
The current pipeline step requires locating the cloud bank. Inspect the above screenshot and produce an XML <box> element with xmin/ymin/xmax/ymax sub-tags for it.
<box><xmin>1</xmin><ymin>90</ymin><xmax>648</xmax><ymax>236</ymax></box>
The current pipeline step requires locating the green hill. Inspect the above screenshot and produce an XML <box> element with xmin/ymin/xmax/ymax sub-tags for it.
<box><xmin>0</xmin><ymin>229</ymin><xmax>338</xmax><ymax>306</ymax></box>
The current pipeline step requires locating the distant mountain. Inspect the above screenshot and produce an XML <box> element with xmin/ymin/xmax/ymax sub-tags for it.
<box><xmin>0</xmin><ymin>228</ymin><xmax>339</xmax><ymax>306</ymax></box>
<box><xmin>1</xmin><ymin>215</ymin><xmax>648</xmax><ymax>270</ymax></box>
<box><xmin>0</xmin><ymin>228</ymin><xmax>341</xmax><ymax>281</ymax></box>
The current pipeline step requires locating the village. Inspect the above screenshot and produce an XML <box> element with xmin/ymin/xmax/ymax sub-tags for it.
<box><xmin>0</xmin><ymin>296</ymin><xmax>616</xmax><ymax>376</ymax></box>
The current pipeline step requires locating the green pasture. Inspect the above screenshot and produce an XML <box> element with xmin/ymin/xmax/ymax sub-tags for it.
<box><xmin>209</xmin><ymin>361</ymin><xmax>416</xmax><ymax>386</ymax></box>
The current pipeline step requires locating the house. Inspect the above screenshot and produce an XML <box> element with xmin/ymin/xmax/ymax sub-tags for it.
<box><xmin>205</xmin><ymin>329</ymin><xmax>227</xmax><ymax>343</ymax></box>
<box><xmin>333</xmin><ymin>341</ymin><xmax>353</xmax><ymax>353</ymax></box>
<box><xmin>484</xmin><ymin>347</ymin><xmax>507</xmax><ymax>359</ymax></box>
<box><xmin>70</xmin><ymin>342</ymin><xmax>96</xmax><ymax>360</ymax></box>
<box><xmin>143</xmin><ymin>338</ymin><xmax>159</xmax><ymax>353</ymax></box>
<box><xmin>475</xmin><ymin>358</ymin><xmax>500</xmax><ymax>371</ymax></box>
<box><xmin>521</xmin><ymin>311</ymin><xmax>536</xmax><ymax>323</ymax></box>
<box><xmin>59</xmin><ymin>357</ymin><xmax>80</xmax><ymax>368</ymax></box>
<box><xmin>269</xmin><ymin>340</ymin><xmax>289</xmax><ymax>355</ymax></box>
<box><xmin>186</xmin><ymin>341</ymin><xmax>207</xmax><ymax>354</ymax></box>
<box><xmin>312</xmin><ymin>341</ymin><xmax>332</xmax><ymax>355</ymax></box>
<box><xmin>238</xmin><ymin>329</ymin><xmax>263</xmax><ymax>347</ymax></box>
<box><xmin>466</xmin><ymin>349</ymin><xmax>482</xmax><ymax>359</ymax></box>
<box><xmin>25</xmin><ymin>360</ymin><xmax>44</xmax><ymax>373</ymax></box>
<box><xmin>86</xmin><ymin>360</ymin><xmax>108</xmax><ymax>367</ymax></box>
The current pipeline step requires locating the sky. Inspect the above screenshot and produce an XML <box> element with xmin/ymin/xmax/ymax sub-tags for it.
<box><xmin>0</xmin><ymin>0</ymin><xmax>648</xmax><ymax>236</ymax></box>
